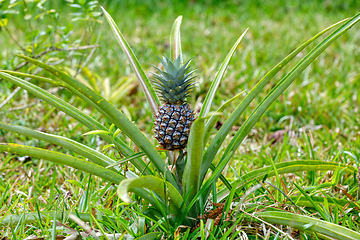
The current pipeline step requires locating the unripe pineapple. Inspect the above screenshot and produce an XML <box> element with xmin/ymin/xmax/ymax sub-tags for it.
<box><xmin>152</xmin><ymin>55</ymin><xmax>196</xmax><ymax>150</ymax></box>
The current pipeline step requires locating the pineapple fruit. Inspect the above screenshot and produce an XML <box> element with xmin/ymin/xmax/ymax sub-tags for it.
<box><xmin>152</xmin><ymin>55</ymin><xmax>196</xmax><ymax>150</ymax></box>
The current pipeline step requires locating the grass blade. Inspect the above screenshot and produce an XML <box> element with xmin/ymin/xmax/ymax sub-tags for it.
<box><xmin>51</xmin><ymin>211</ymin><xmax>57</xmax><ymax>240</ymax></box>
<box><xmin>201</xmin><ymin>17</ymin><xmax>349</xmax><ymax>182</ymax></box>
<box><xmin>257</xmin><ymin>211</ymin><xmax>360</xmax><ymax>239</ymax></box>
<box><xmin>199</xmin><ymin>28</ymin><xmax>248</xmax><ymax>119</ymax></box>
<box><xmin>101</xmin><ymin>6</ymin><xmax>159</xmax><ymax>114</ymax></box>
<box><xmin>294</xmin><ymin>183</ymin><xmax>330</xmax><ymax>221</ymax></box>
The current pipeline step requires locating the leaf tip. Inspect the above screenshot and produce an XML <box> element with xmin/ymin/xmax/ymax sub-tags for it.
<box><xmin>176</xmin><ymin>15</ymin><xmax>183</xmax><ymax>21</ymax></box>
<box><xmin>117</xmin><ymin>187</ymin><xmax>133</xmax><ymax>203</ymax></box>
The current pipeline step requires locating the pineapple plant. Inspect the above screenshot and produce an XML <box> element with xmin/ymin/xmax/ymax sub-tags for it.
<box><xmin>1</xmin><ymin>6</ymin><xmax>360</xmax><ymax>239</ymax></box>
<box><xmin>152</xmin><ymin>55</ymin><xmax>196</xmax><ymax>150</ymax></box>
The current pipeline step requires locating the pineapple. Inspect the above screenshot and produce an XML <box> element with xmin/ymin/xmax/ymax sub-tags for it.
<box><xmin>152</xmin><ymin>55</ymin><xmax>196</xmax><ymax>150</ymax></box>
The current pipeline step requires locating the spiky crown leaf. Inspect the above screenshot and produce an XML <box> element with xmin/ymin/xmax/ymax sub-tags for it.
<box><xmin>151</xmin><ymin>55</ymin><xmax>196</xmax><ymax>104</ymax></box>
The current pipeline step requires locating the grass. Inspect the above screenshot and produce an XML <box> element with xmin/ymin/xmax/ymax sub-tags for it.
<box><xmin>0</xmin><ymin>0</ymin><xmax>359</xmax><ymax>238</ymax></box>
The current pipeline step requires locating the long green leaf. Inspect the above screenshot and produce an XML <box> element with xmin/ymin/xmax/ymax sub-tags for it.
<box><xmin>13</xmin><ymin>56</ymin><xmax>172</xmax><ymax>186</ymax></box>
<box><xmin>0</xmin><ymin>70</ymin><xmax>66</xmax><ymax>86</ymax></box>
<box><xmin>170</xmin><ymin>15</ymin><xmax>183</xmax><ymax>63</ymax></box>
<box><xmin>0</xmin><ymin>143</ymin><xmax>124</xmax><ymax>184</ymax></box>
<box><xmin>0</xmin><ymin>143</ymin><xmax>158</xmax><ymax>206</ymax></box>
<box><xmin>1</xmin><ymin>69</ymin><xmax>117</xmax><ymax>124</ymax></box>
<box><xmin>203</xmin><ymin>90</ymin><xmax>245</xmax><ymax>145</ymax></box>
<box><xmin>200</xmin><ymin>17</ymin><xmax>348</xmax><ymax>182</ymax></box>
<box><xmin>257</xmin><ymin>211</ymin><xmax>360</xmax><ymax>239</ymax></box>
<box><xmin>0</xmin><ymin>71</ymin><xmax>149</xmax><ymax>174</ymax></box>
<box><xmin>1</xmin><ymin>212</ymin><xmax>90</xmax><ymax>226</ymax></box>
<box><xmin>201</xmin><ymin>90</ymin><xmax>245</xmax><ymax>199</ymax></box>
<box><xmin>240</xmin><ymin>161</ymin><xmax>354</xmax><ymax>183</ymax></box>
<box><xmin>217</xmin><ymin>160</ymin><xmax>356</xmax><ymax>201</ymax></box>
<box><xmin>0</xmin><ymin>71</ymin><xmax>97</xmax><ymax>130</ymax></box>
<box><xmin>117</xmin><ymin>176</ymin><xmax>184</xmax><ymax>214</ymax></box>
<box><xmin>0</xmin><ymin>122</ymin><xmax>117</xmax><ymax>170</ymax></box>
<box><xmin>182</xmin><ymin>117</ymin><xmax>207</xmax><ymax>204</ymax></box>
<box><xmin>221</xmin><ymin>13</ymin><xmax>360</xmax><ymax>163</ymax></box>
<box><xmin>199</xmin><ymin>28</ymin><xmax>248</xmax><ymax>119</ymax></box>
<box><xmin>101</xmin><ymin>6</ymin><xmax>159</xmax><ymax>114</ymax></box>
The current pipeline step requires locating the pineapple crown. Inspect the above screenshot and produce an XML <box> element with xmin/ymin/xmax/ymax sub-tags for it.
<box><xmin>151</xmin><ymin>55</ymin><xmax>196</xmax><ymax>104</ymax></box>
